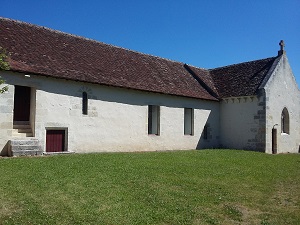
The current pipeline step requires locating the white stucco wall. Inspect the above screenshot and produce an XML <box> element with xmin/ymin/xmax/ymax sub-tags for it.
<box><xmin>0</xmin><ymin>71</ymin><xmax>220</xmax><ymax>154</ymax></box>
<box><xmin>220</xmin><ymin>95</ymin><xmax>265</xmax><ymax>151</ymax></box>
<box><xmin>264</xmin><ymin>55</ymin><xmax>300</xmax><ymax>153</ymax></box>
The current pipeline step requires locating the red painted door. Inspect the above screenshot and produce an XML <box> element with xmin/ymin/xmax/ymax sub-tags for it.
<box><xmin>13</xmin><ymin>85</ymin><xmax>31</xmax><ymax>121</ymax></box>
<box><xmin>46</xmin><ymin>130</ymin><xmax>65</xmax><ymax>152</ymax></box>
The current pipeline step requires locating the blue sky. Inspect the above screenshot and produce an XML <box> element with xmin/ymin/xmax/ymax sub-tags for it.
<box><xmin>1</xmin><ymin>0</ymin><xmax>300</xmax><ymax>87</ymax></box>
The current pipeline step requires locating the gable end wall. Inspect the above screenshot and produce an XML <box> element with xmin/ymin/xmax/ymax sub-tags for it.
<box><xmin>264</xmin><ymin>55</ymin><xmax>300</xmax><ymax>153</ymax></box>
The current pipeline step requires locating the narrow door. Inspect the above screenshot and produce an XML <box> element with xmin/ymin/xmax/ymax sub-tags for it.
<box><xmin>13</xmin><ymin>85</ymin><xmax>31</xmax><ymax>121</ymax></box>
<box><xmin>46</xmin><ymin>130</ymin><xmax>65</xmax><ymax>152</ymax></box>
<box><xmin>272</xmin><ymin>128</ymin><xmax>277</xmax><ymax>154</ymax></box>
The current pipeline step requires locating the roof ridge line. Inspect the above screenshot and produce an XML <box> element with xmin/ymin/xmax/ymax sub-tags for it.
<box><xmin>181</xmin><ymin>63</ymin><xmax>208</xmax><ymax>71</ymax></box>
<box><xmin>208</xmin><ymin>56</ymin><xmax>277</xmax><ymax>71</ymax></box>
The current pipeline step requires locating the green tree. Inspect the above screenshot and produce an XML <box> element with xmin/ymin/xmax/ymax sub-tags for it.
<box><xmin>0</xmin><ymin>47</ymin><xmax>9</xmax><ymax>93</ymax></box>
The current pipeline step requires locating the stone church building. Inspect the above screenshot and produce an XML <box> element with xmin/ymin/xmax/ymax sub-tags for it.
<box><xmin>0</xmin><ymin>17</ymin><xmax>299</xmax><ymax>156</ymax></box>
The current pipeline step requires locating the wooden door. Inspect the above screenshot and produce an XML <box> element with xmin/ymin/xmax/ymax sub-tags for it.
<box><xmin>46</xmin><ymin>130</ymin><xmax>65</xmax><ymax>152</ymax></box>
<box><xmin>13</xmin><ymin>85</ymin><xmax>31</xmax><ymax>121</ymax></box>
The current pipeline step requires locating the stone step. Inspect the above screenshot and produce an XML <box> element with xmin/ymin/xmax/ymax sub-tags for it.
<box><xmin>11</xmin><ymin>145</ymin><xmax>41</xmax><ymax>151</ymax></box>
<box><xmin>15</xmin><ymin>128</ymin><xmax>32</xmax><ymax>133</ymax></box>
<box><xmin>13</xmin><ymin>121</ymin><xmax>30</xmax><ymax>126</ymax></box>
<box><xmin>12</xmin><ymin>150</ymin><xmax>43</xmax><ymax>157</ymax></box>
<box><xmin>13</xmin><ymin>124</ymin><xmax>31</xmax><ymax>129</ymax></box>
<box><xmin>12</xmin><ymin>121</ymin><xmax>33</xmax><ymax>137</ymax></box>
<box><xmin>12</xmin><ymin>131</ymin><xmax>33</xmax><ymax>137</ymax></box>
<box><xmin>10</xmin><ymin>139</ymin><xmax>40</xmax><ymax>146</ymax></box>
<box><xmin>9</xmin><ymin>139</ymin><xmax>43</xmax><ymax>157</ymax></box>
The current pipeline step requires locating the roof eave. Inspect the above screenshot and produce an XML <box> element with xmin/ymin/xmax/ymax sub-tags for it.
<box><xmin>8</xmin><ymin>68</ymin><xmax>219</xmax><ymax>102</ymax></box>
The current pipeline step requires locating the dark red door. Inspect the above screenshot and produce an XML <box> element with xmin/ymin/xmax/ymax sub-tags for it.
<box><xmin>46</xmin><ymin>130</ymin><xmax>65</xmax><ymax>152</ymax></box>
<box><xmin>13</xmin><ymin>85</ymin><xmax>31</xmax><ymax>121</ymax></box>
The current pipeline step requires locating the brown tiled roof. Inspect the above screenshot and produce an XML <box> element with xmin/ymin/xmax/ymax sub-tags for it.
<box><xmin>210</xmin><ymin>57</ymin><xmax>276</xmax><ymax>98</ymax></box>
<box><xmin>0</xmin><ymin>17</ymin><xmax>217</xmax><ymax>101</ymax></box>
<box><xmin>184</xmin><ymin>64</ymin><xmax>219</xmax><ymax>98</ymax></box>
<box><xmin>0</xmin><ymin>17</ymin><xmax>278</xmax><ymax>101</ymax></box>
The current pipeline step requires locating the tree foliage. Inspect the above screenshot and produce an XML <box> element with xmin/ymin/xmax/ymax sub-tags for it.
<box><xmin>0</xmin><ymin>47</ymin><xmax>9</xmax><ymax>93</ymax></box>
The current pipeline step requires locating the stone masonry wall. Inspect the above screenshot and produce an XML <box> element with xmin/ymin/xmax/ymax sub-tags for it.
<box><xmin>0</xmin><ymin>82</ymin><xmax>14</xmax><ymax>155</ymax></box>
<box><xmin>220</xmin><ymin>95</ymin><xmax>266</xmax><ymax>151</ymax></box>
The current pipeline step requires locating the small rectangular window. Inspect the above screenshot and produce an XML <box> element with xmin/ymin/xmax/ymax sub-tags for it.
<box><xmin>148</xmin><ymin>105</ymin><xmax>160</xmax><ymax>135</ymax></box>
<box><xmin>184</xmin><ymin>108</ymin><xmax>194</xmax><ymax>135</ymax></box>
<box><xmin>82</xmin><ymin>92</ymin><xmax>88</xmax><ymax>115</ymax></box>
<box><xmin>203</xmin><ymin>125</ymin><xmax>208</xmax><ymax>139</ymax></box>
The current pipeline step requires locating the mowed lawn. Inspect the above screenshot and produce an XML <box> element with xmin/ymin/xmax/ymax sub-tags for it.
<box><xmin>0</xmin><ymin>150</ymin><xmax>299</xmax><ymax>225</ymax></box>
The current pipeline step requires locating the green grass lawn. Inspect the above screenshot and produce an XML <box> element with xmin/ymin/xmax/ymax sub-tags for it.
<box><xmin>0</xmin><ymin>150</ymin><xmax>299</xmax><ymax>225</ymax></box>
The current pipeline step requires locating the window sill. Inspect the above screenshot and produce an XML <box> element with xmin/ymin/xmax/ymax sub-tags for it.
<box><xmin>281</xmin><ymin>133</ymin><xmax>289</xmax><ymax>136</ymax></box>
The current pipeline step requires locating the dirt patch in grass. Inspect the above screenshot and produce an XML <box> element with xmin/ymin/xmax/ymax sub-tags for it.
<box><xmin>193</xmin><ymin>204</ymin><xmax>264</xmax><ymax>225</ymax></box>
<box><xmin>0</xmin><ymin>199</ymin><xmax>22</xmax><ymax>220</ymax></box>
<box><xmin>219</xmin><ymin>204</ymin><xmax>265</xmax><ymax>225</ymax></box>
<box><xmin>271</xmin><ymin>180</ymin><xmax>299</xmax><ymax>210</ymax></box>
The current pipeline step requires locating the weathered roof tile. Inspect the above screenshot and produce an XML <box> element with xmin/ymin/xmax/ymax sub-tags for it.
<box><xmin>210</xmin><ymin>57</ymin><xmax>276</xmax><ymax>98</ymax></box>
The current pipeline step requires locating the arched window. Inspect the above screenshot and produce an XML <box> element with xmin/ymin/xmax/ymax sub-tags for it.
<box><xmin>82</xmin><ymin>92</ymin><xmax>88</xmax><ymax>115</ymax></box>
<box><xmin>281</xmin><ymin>107</ymin><xmax>289</xmax><ymax>134</ymax></box>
